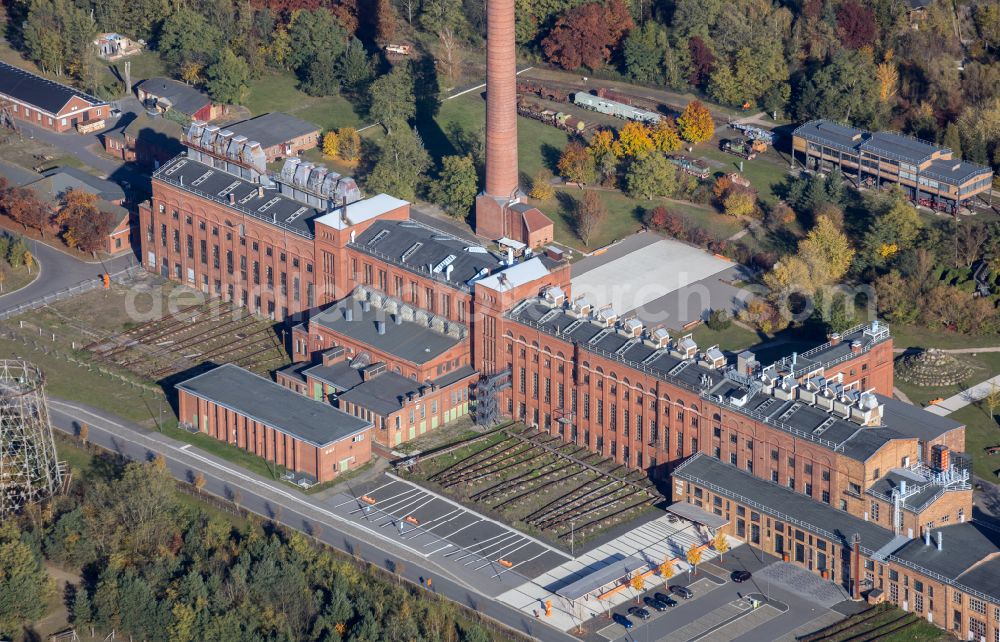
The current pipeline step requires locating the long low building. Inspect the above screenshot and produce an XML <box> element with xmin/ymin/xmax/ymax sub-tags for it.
<box><xmin>792</xmin><ymin>119</ymin><xmax>993</xmax><ymax>211</ymax></box>
<box><xmin>0</xmin><ymin>61</ymin><xmax>108</xmax><ymax>133</ymax></box>
<box><xmin>176</xmin><ymin>363</ymin><xmax>372</xmax><ymax>483</ymax></box>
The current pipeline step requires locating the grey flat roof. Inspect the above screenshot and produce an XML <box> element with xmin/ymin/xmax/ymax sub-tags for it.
<box><xmin>924</xmin><ymin>157</ymin><xmax>993</xmax><ymax>184</ymax></box>
<box><xmin>674</xmin><ymin>453</ymin><xmax>897</xmax><ymax>551</ymax></box>
<box><xmin>138</xmin><ymin>77</ymin><xmax>210</xmax><ymax>116</ymax></box>
<box><xmin>303</xmin><ymin>360</ymin><xmax>364</xmax><ymax>391</ymax></box>
<box><xmin>0</xmin><ymin>61</ymin><xmax>104</xmax><ymax>114</ymax></box>
<box><xmin>176</xmin><ymin>363</ymin><xmax>370</xmax><ymax>447</ymax></box>
<box><xmin>891</xmin><ymin>522</ymin><xmax>1000</xmax><ymax>587</ymax></box>
<box><xmin>555</xmin><ymin>555</ymin><xmax>648</xmax><ymax>601</ymax></box>
<box><xmin>227</xmin><ymin>112</ymin><xmax>320</xmax><ymax>149</ymax></box>
<box><xmin>41</xmin><ymin>166</ymin><xmax>124</xmax><ymax>202</ymax></box>
<box><xmin>311</xmin><ymin>300</ymin><xmax>463</xmax><ymax>365</ymax></box>
<box><xmin>793</xmin><ymin>120</ymin><xmax>865</xmax><ymax>153</ymax></box>
<box><xmin>877</xmin><ymin>395</ymin><xmax>963</xmax><ymax>442</ymax></box>
<box><xmin>866</xmin><ymin>469</ymin><xmax>945</xmax><ymax>513</ymax></box>
<box><xmin>954</xmin><ymin>557</ymin><xmax>1000</xmax><ymax>601</ymax></box>
<box><xmin>154</xmin><ymin>156</ymin><xmax>322</xmax><ymax>239</ymax></box>
<box><xmin>351</xmin><ymin>219</ymin><xmax>501</xmax><ymax>293</ymax></box>
<box><xmin>860</xmin><ymin>131</ymin><xmax>941</xmax><ymax>165</ymax></box>
<box><xmin>337</xmin><ymin>371</ymin><xmax>422</xmax><ymax>415</ymax></box>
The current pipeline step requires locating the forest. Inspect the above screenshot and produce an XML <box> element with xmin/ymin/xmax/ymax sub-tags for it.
<box><xmin>0</xmin><ymin>453</ymin><xmax>511</xmax><ymax>641</ymax></box>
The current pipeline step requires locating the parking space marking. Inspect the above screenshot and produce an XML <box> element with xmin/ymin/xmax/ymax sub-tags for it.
<box><xmin>414</xmin><ymin>508</ymin><xmax>463</xmax><ymax>531</ymax></box>
<box><xmin>439</xmin><ymin>518</ymin><xmax>484</xmax><ymax>539</ymax></box>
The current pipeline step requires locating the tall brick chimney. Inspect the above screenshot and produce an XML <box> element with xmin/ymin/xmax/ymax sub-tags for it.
<box><xmin>475</xmin><ymin>0</ymin><xmax>521</xmax><ymax>241</ymax></box>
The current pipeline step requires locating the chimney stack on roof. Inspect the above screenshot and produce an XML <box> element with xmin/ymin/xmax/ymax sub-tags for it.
<box><xmin>936</xmin><ymin>531</ymin><xmax>943</xmax><ymax>551</ymax></box>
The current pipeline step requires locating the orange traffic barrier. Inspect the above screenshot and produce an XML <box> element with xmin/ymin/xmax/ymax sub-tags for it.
<box><xmin>405</xmin><ymin>515</ymin><xmax>419</xmax><ymax>525</ymax></box>
<box><xmin>498</xmin><ymin>559</ymin><xmax>513</xmax><ymax>568</ymax></box>
<box><xmin>545</xmin><ymin>600</ymin><xmax>552</xmax><ymax>617</ymax></box>
<box><xmin>361</xmin><ymin>495</ymin><xmax>376</xmax><ymax>504</ymax></box>
<box><xmin>102</xmin><ymin>273</ymin><xmax>110</xmax><ymax>289</ymax></box>
<box><xmin>929</xmin><ymin>398</ymin><xmax>944</xmax><ymax>406</ymax></box>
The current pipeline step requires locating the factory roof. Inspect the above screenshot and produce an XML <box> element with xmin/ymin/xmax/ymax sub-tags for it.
<box><xmin>792</xmin><ymin>120</ymin><xmax>865</xmax><ymax>153</ymax></box>
<box><xmin>153</xmin><ymin>155</ymin><xmax>322</xmax><ymax>239</ymax></box>
<box><xmin>310</xmin><ymin>299</ymin><xmax>463</xmax><ymax>365</ymax></box>
<box><xmin>350</xmin><ymin>219</ymin><xmax>501</xmax><ymax>292</ymax></box>
<box><xmin>337</xmin><ymin>365</ymin><xmax>477</xmax><ymax>415</ymax></box>
<box><xmin>476</xmin><ymin>257</ymin><xmax>551</xmax><ymax>292</ymax></box>
<box><xmin>137</xmin><ymin>77</ymin><xmax>211</xmax><ymax>117</ymax></box>
<box><xmin>554</xmin><ymin>555</ymin><xmax>648</xmax><ymax>601</ymax></box>
<box><xmin>877</xmin><ymin>395</ymin><xmax>963</xmax><ymax>443</ymax></box>
<box><xmin>890</xmin><ymin>522</ymin><xmax>1000</xmax><ymax>595</ymax></box>
<box><xmin>865</xmin><ymin>468</ymin><xmax>953</xmax><ymax>513</ymax></box>
<box><xmin>674</xmin><ymin>453</ymin><xmax>897</xmax><ymax>551</ymax></box>
<box><xmin>176</xmin><ymin>363</ymin><xmax>371</xmax><ymax>447</ymax></box>
<box><xmin>314</xmin><ymin>194</ymin><xmax>409</xmax><ymax>231</ymax></box>
<box><xmin>0</xmin><ymin>61</ymin><xmax>105</xmax><ymax>115</ymax></box>
<box><xmin>121</xmin><ymin>111</ymin><xmax>184</xmax><ymax>145</ymax></box>
<box><xmin>40</xmin><ymin>166</ymin><xmax>124</xmax><ymax>202</ymax></box>
<box><xmin>303</xmin><ymin>360</ymin><xmax>365</xmax><ymax>391</ymax></box>
<box><xmin>226</xmin><ymin>112</ymin><xmax>320</xmax><ymax>149</ymax></box>
<box><xmin>0</xmin><ymin>159</ymin><xmax>42</xmax><ymax>187</ymax></box>
<box><xmin>508</xmin><ymin>299</ymin><xmax>903</xmax><ymax>461</ymax></box>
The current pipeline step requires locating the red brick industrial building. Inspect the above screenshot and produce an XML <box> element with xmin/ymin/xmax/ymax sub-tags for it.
<box><xmin>154</xmin><ymin>17</ymin><xmax>1000</xmax><ymax>630</ymax></box>
<box><xmin>176</xmin><ymin>363</ymin><xmax>372</xmax><ymax>482</ymax></box>
<box><xmin>0</xmin><ymin>61</ymin><xmax>108</xmax><ymax>133</ymax></box>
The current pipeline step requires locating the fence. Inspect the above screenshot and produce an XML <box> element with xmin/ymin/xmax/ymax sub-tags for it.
<box><xmin>0</xmin><ymin>265</ymin><xmax>144</xmax><ymax>321</ymax></box>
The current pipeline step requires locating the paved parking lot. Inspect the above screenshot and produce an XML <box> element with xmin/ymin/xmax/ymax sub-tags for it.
<box><xmin>331</xmin><ymin>474</ymin><xmax>570</xmax><ymax>591</ymax></box>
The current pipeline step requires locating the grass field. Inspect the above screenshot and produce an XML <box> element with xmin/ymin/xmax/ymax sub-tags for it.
<box><xmin>800</xmin><ymin>603</ymin><xmax>949</xmax><ymax>642</ymax></box>
<box><xmin>692</xmin><ymin>321</ymin><xmax>762</xmax><ymax>353</ymax></box>
<box><xmin>890</xmin><ymin>324</ymin><xmax>1000</xmax><ymax>350</ymax></box>
<box><xmin>0</xmin><ymin>262</ymin><xmax>37</xmax><ymax>293</ymax></box>
<box><xmin>244</xmin><ymin>72</ymin><xmax>362</xmax><ymax>131</ymax></box>
<box><xmin>893</xmin><ymin>352</ymin><xmax>1000</xmax><ymax>480</ymax></box>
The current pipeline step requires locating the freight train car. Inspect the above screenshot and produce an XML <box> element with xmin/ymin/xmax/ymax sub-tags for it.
<box><xmin>572</xmin><ymin>93</ymin><xmax>661</xmax><ymax>124</ymax></box>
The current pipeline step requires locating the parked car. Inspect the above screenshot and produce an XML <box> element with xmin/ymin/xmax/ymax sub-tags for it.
<box><xmin>732</xmin><ymin>570</ymin><xmax>752</xmax><ymax>583</ymax></box>
<box><xmin>654</xmin><ymin>592</ymin><xmax>677</xmax><ymax>606</ymax></box>
<box><xmin>644</xmin><ymin>596</ymin><xmax>669</xmax><ymax>611</ymax></box>
<box><xmin>612</xmin><ymin>613</ymin><xmax>634</xmax><ymax>629</ymax></box>
<box><xmin>670</xmin><ymin>584</ymin><xmax>694</xmax><ymax>599</ymax></box>
<box><xmin>628</xmin><ymin>606</ymin><xmax>651</xmax><ymax>620</ymax></box>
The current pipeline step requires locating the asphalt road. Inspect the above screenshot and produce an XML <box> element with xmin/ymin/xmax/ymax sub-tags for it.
<box><xmin>44</xmin><ymin>396</ymin><xmax>577</xmax><ymax>642</ymax></box>
<box><xmin>0</xmin><ymin>234</ymin><xmax>136</xmax><ymax>313</ymax></box>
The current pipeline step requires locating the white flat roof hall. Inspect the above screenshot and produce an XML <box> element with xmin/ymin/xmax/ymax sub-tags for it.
<box><xmin>571</xmin><ymin>233</ymin><xmax>745</xmax><ymax>330</ymax></box>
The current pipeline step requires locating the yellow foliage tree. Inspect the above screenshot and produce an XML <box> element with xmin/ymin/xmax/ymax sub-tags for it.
<box><xmin>713</xmin><ymin>531</ymin><xmax>729</xmax><ymax>561</ymax></box>
<box><xmin>322</xmin><ymin>130</ymin><xmax>339</xmax><ymax>158</ymax></box>
<box><xmin>588</xmin><ymin>128</ymin><xmax>616</xmax><ymax>160</ymax></box>
<box><xmin>875</xmin><ymin>62</ymin><xmax>898</xmax><ymax>103</ymax></box>
<box><xmin>530</xmin><ymin>169</ymin><xmax>555</xmax><ymax>200</ymax></box>
<box><xmin>614</xmin><ymin>121</ymin><xmax>655</xmax><ymax>158</ymax></box>
<box><xmin>799</xmin><ymin>215</ymin><xmax>855</xmax><ymax>285</ymax></box>
<box><xmin>686</xmin><ymin>544</ymin><xmax>702</xmax><ymax>575</ymax></box>
<box><xmin>180</xmin><ymin>62</ymin><xmax>204</xmax><ymax>84</ymax></box>
<box><xmin>763</xmin><ymin>255</ymin><xmax>814</xmax><ymax>296</ymax></box>
<box><xmin>659</xmin><ymin>560</ymin><xmax>674</xmax><ymax>580</ymax></box>
<box><xmin>337</xmin><ymin>127</ymin><xmax>362</xmax><ymax>163</ymax></box>
<box><xmin>723</xmin><ymin>189</ymin><xmax>757</xmax><ymax>217</ymax></box>
<box><xmin>630</xmin><ymin>574</ymin><xmax>645</xmax><ymax>602</ymax></box>
<box><xmin>677</xmin><ymin>100</ymin><xmax>714</xmax><ymax>143</ymax></box>
<box><xmin>650</xmin><ymin>119</ymin><xmax>682</xmax><ymax>152</ymax></box>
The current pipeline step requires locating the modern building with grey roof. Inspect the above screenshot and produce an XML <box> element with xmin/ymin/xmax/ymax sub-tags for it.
<box><xmin>792</xmin><ymin>119</ymin><xmax>993</xmax><ymax>210</ymax></box>
<box><xmin>137</xmin><ymin>77</ymin><xmax>216</xmax><ymax>120</ymax></box>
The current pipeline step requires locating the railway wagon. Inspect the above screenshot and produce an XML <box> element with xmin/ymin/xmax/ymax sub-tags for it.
<box><xmin>572</xmin><ymin>92</ymin><xmax>661</xmax><ymax>124</ymax></box>
<box><xmin>668</xmin><ymin>155</ymin><xmax>710</xmax><ymax>179</ymax></box>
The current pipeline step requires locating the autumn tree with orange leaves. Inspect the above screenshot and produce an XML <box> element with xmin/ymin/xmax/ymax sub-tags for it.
<box><xmin>541</xmin><ymin>0</ymin><xmax>633</xmax><ymax>70</ymax></box>
<box><xmin>55</xmin><ymin>189</ymin><xmax>116</xmax><ymax>253</ymax></box>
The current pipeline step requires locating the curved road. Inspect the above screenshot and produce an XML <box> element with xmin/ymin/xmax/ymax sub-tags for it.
<box><xmin>0</xmin><ymin>234</ymin><xmax>136</xmax><ymax>313</ymax></box>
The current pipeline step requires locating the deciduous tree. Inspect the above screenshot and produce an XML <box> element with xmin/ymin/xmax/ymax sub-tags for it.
<box><xmin>368</xmin><ymin>63</ymin><xmax>415</xmax><ymax>134</ymax></box>
<box><xmin>530</xmin><ymin>169</ymin><xmax>555</xmax><ymax>200</ymax></box>
<box><xmin>367</xmin><ymin>127</ymin><xmax>430</xmax><ymax>200</ymax></box>
<box><xmin>557</xmin><ymin>141</ymin><xmax>596</xmax><ymax>184</ymax></box>
<box><xmin>323</xmin><ymin>130</ymin><xmax>340</xmax><ymax>157</ymax></box>
<box><xmin>723</xmin><ymin>189</ymin><xmax>757</xmax><ymax>217</ymax></box>
<box><xmin>0</xmin><ymin>522</ymin><xmax>50</xmax><ymax>637</ymax></box>
<box><xmin>625</xmin><ymin>154</ymin><xmax>677</xmax><ymax>200</ymax></box>
<box><xmin>204</xmin><ymin>48</ymin><xmax>250</xmax><ymax>104</ymax></box>
<box><xmin>615</xmin><ymin>121</ymin><xmax>654</xmax><ymax>158</ymax></box>
<box><xmin>337</xmin><ymin>127</ymin><xmax>361</xmax><ymax>163</ymax></box>
<box><xmin>427</xmin><ymin>155</ymin><xmax>478</xmax><ymax>216</ymax></box>
<box><xmin>55</xmin><ymin>189</ymin><xmax>115</xmax><ymax>253</ymax></box>
<box><xmin>686</xmin><ymin>544</ymin><xmax>702</xmax><ymax>575</ymax></box>
<box><xmin>676</xmin><ymin>100</ymin><xmax>714</xmax><ymax>143</ymax></box>
<box><xmin>540</xmin><ymin>0</ymin><xmax>634</xmax><ymax>70</ymax></box>
<box><xmin>158</xmin><ymin>8</ymin><xmax>222</xmax><ymax>75</ymax></box>
<box><xmin>650</xmin><ymin>119</ymin><xmax>683</xmax><ymax>152</ymax></box>
<box><xmin>713</xmin><ymin>531</ymin><xmax>729</xmax><ymax>561</ymax></box>
<box><xmin>630</xmin><ymin>575</ymin><xmax>644</xmax><ymax>602</ymax></box>
<box><xmin>836</xmin><ymin>0</ymin><xmax>877</xmax><ymax>49</ymax></box>
<box><xmin>575</xmin><ymin>190</ymin><xmax>606</xmax><ymax>246</ymax></box>
<box><xmin>800</xmin><ymin>215</ymin><xmax>854</xmax><ymax>283</ymax></box>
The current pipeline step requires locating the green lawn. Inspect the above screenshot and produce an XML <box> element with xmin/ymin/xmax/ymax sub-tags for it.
<box><xmin>698</xmin><ymin>146</ymin><xmax>792</xmax><ymax>206</ymax></box>
<box><xmin>0</xmin><ymin>263</ymin><xmax>37</xmax><ymax>294</ymax></box>
<box><xmin>890</xmin><ymin>324</ymin><xmax>1000</xmax><ymax>350</ymax></box>
<box><xmin>692</xmin><ymin>322</ymin><xmax>762</xmax><ymax>353</ymax></box>
<box><xmin>244</xmin><ymin>72</ymin><xmax>362</xmax><ymax>131</ymax></box>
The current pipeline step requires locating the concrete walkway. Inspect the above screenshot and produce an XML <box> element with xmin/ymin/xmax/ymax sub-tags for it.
<box><xmin>925</xmin><ymin>374</ymin><xmax>1000</xmax><ymax>416</ymax></box>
